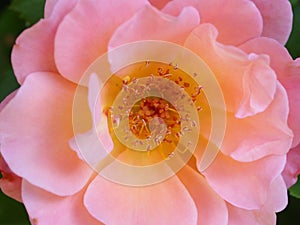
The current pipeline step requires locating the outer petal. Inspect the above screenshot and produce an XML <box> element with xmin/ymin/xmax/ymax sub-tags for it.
<box><xmin>11</xmin><ymin>20</ymin><xmax>58</xmax><ymax>84</ymax></box>
<box><xmin>163</xmin><ymin>0</ymin><xmax>263</xmax><ymax>45</ymax></box>
<box><xmin>44</xmin><ymin>0</ymin><xmax>59</xmax><ymax>18</ymax></box>
<box><xmin>186</xmin><ymin>24</ymin><xmax>292</xmax><ymax>163</ymax></box>
<box><xmin>201</xmin><ymin>153</ymin><xmax>286</xmax><ymax>210</ymax></box>
<box><xmin>84</xmin><ymin>175</ymin><xmax>198</xmax><ymax>225</ymax></box>
<box><xmin>263</xmin><ymin>176</ymin><xmax>288</xmax><ymax>212</ymax></box>
<box><xmin>223</xmin><ymin>84</ymin><xmax>292</xmax><ymax>162</ymax></box>
<box><xmin>239</xmin><ymin>38</ymin><xmax>300</xmax><ymax>148</ymax></box>
<box><xmin>0</xmin><ymin>155</ymin><xmax>22</xmax><ymax>202</ymax></box>
<box><xmin>184</xmin><ymin>24</ymin><xmax>277</xmax><ymax>118</ymax></box>
<box><xmin>251</xmin><ymin>0</ymin><xmax>293</xmax><ymax>44</ymax></box>
<box><xmin>54</xmin><ymin>0</ymin><xmax>148</xmax><ymax>83</ymax></box>
<box><xmin>239</xmin><ymin>37</ymin><xmax>293</xmax><ymax>76</ymax></box>
<box><xmin>177</xmin><ymin>166</ymin><xmax>228</xmax><ymax>225</ymax></box>
<box><xmin>22</xmin><ymin>180</ymin><xmax>102</xmax><ymax>225</ymax></box>
<box><xmin>227</xmin><ymin>176</ymin><xmax>286</xmax><ymax>225</ymax></box>
<box><xmin>44</xmin><ymin>0</ymin><xmax>78</xmax><ymax>18</ymax></box>
<box><xmin>0</xmin><ymin>91</ymin><xmax>17</xmax><ymax>113</ymax></box>
<box><xmin>11</xmin><ymin>0</ymin><xmax>78</xmax><ymax>84</ymax></box>
<box><xmin>280</xmin><ymin>59</ymin><xmax>300</xmax><ymax>147</ymax></box>
<box><xmin>109</xmin><ymin>4</ymin><xmax>200</xmax><ymax>48</ymax></box>
<box><xmin>282</xmin><ymin>144</ymin><xmax>300</xmax><ymax>187</ymax></box>
<box><xmin>227</xmin><ymin>204</ymin><xmax>276</xmax><ymax>225</ymax></box>
<box><xmin>0</xmin><ymin>72</ymin><xmax>92</xmax><ymax>196</ymax></box>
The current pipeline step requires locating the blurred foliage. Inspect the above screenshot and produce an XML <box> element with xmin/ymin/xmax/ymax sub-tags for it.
<box><xmin>0</xmin><ymin>0</ymin><xmax>300</xmax><ymax>224</ymax></box>
<box><xmin>10</xmin><ymin>0</ymin><xmax>45</xmax><ymax>26</ymax></box>
<box><xmin>290</xmin><ymin>0</ymin><xmax>299</xmax><ymax>7</ymax></box>
<box><xmin>0</xmin><ymin>4</ymin><xmax>22</xmax><ymax>101</ymax></box>
<box><xmin>0</xmin><ymin>193</ymin><xmax>30</xmax><ymax>225</ymax></box>
<box><xmin>286</xmin><ymin>3</ymin><xmax>300</xmax><ymax>59</ymax></box>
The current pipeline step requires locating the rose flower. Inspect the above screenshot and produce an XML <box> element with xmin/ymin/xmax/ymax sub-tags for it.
<box><xmin>0</xmin><ymin>0</ymin><xmax>300</xmax><ymax>224</ymax></box>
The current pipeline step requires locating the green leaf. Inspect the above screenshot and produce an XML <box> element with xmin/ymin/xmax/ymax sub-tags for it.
<box><xmin>289</xmin><ymin>176</ymin><xmax>300</xmax><ymax>198</ymax></box>
<box><xmin>10</xmin><ymin>0</ymin><xmax>45</xmax><ymax>26</ymax></box>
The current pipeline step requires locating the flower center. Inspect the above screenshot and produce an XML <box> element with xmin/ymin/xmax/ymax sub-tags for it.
<box><xmin>128</xmin><ymin>97</ymin><xmax>180</xmax><ymax>140</ymax></box>
<box><xmin>100</xmin><ymin>61</ymin><xmax>205</xmax><ymax>166</ymax></box>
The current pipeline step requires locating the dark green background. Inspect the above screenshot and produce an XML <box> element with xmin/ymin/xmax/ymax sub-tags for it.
<box><xmin>0</xmin><ymin>0</ymin><xmax>300</xmax><ymax>224</ymax></box>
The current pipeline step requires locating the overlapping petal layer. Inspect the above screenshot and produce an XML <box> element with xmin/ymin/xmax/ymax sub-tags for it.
<box><xmin>201</xmin><ymin>153</ymin><xmax>286</xmax><ymax>210</ymax></box>
<box><xmin>54</xmin><ymin>0</ymin><xmax>148</xmax><ymax>83</ymax></box>
<box><xmin>22</xmin><ymin>180</ymin><xmax>102</xmax><ymax>225</ymax></box>
<box><xmin>109</xmin><ymin>4</ymin><xmax>200</xmax><ymax>48</ymax></box>
<box><xmin>11</xmin><ymin>0</ymin><xmax>78</xmax><ymax>84</ymax></box>
<box><xmin>163</xmin><ymin>0</ymin><xmax>263</xmax><ymax>45</ymax></box>
<box><xmin>0</xmin><ymin>72</ymin><xmax>92</xmax><ymax>196</ymax></box>
<box><xmin>251</xmin><ymin>0</ymin><xmax>293</xmax><ymax>44</ymax></box>
<box><xmin>84</xmin><ymin>175</ymin><xmax>198</xmax><ymax>225</ymax></box>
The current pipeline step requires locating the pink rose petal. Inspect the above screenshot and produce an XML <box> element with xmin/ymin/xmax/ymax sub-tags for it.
<box><xmin>282</xmin><ymin>144</ymin><xmax>300</xmax><ymax>187</ymax></box>
<box><xmin>281</xmin><ymin>59</ymin><xmax>300</xmax><ymax>147</ymax></box>
<box><xmin>84</xmin><ymin>175</ymin><xmax>198</xmax><ymax>225</ymax></box>
<box><xmin>239</xmin><ymin>38</ymin><xmax>300</xmax><ymax>148</ymax></box>
<box><xmin>185</xmin><ymin>24</ymin><xmax>276</xmax><ymax>118</ymax></box>
<box><xmin>263</xmin><ymin>176</ymin><xmax>288</xmax><ymax>212</ymax></box>
<box><xmin>0</xmin><ymin>156</ymin><xmax>22</xmax><ymax>202</ymax></box>
<box><xmin>224</xmin><ymin>84</ymin><xmax>292</xmax><ymax>162</ymax></box>
<box><xmin>163</xmin><ymin>0</ymin><xmax>263</xmax><ymax>45</ymax></box>
<box><xmin>22</xmin><ymin>180</ymin><xmax>102</xmax><ymax>225</ymax></box>
<box><xmin>45</xmin><ymin>0</ymin><xmax>78</xmax><ymax>21</ymax></box>
<box><xmin>177</xmin><ymin>166</ymin><xmax>228</xmax><ymax>225</ymax></box>
<box><xmin>251</xmin><ymin>0</ymin><xmax>293</xmax><ymax>44</ymax></box>
<box><xmin>201</xmin><ymin>153</ymin><xmax>286</xmax><ymax>210</ymax></box>
<box><xmin>227</xmin><ymin>203</ymin><xmax>276</xmax><ymax>225</ymax></box>
<box><xmin>54</xmin><ymin>0</ymin><xmax>148</xmax><ymax>83</ymax></box>
<box><xmin>0</xmin><ymin>72</ymin><xmax>92</xmax><ymax>196</ymax></box>
<box><xmin>11</xmin><ymin>20</ymin><xmax>58</xmax><ymax>84</ymax></box>
<box><xmin>239</xmin><ymin>37</ymin><xmax>293</xmax><ymax>76</ymax></box>
<box><xmin>11</xmin><ymin>0</ymin><xmax>78</xmax><ymax>84</ymax></box>
<box><xmin>109</xmin><ymin>4</ymin><xmax>200</xmax><ymax>49</ymax></box>
<box><xmin>44</xmin><ymin>0</ymin><xmax>60</xmax><ymax>18</ymax></box>
<box><xmin>0</xmin><ymin>91</ymin><xmax>17</xmax><ymax>113</ymax></box>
